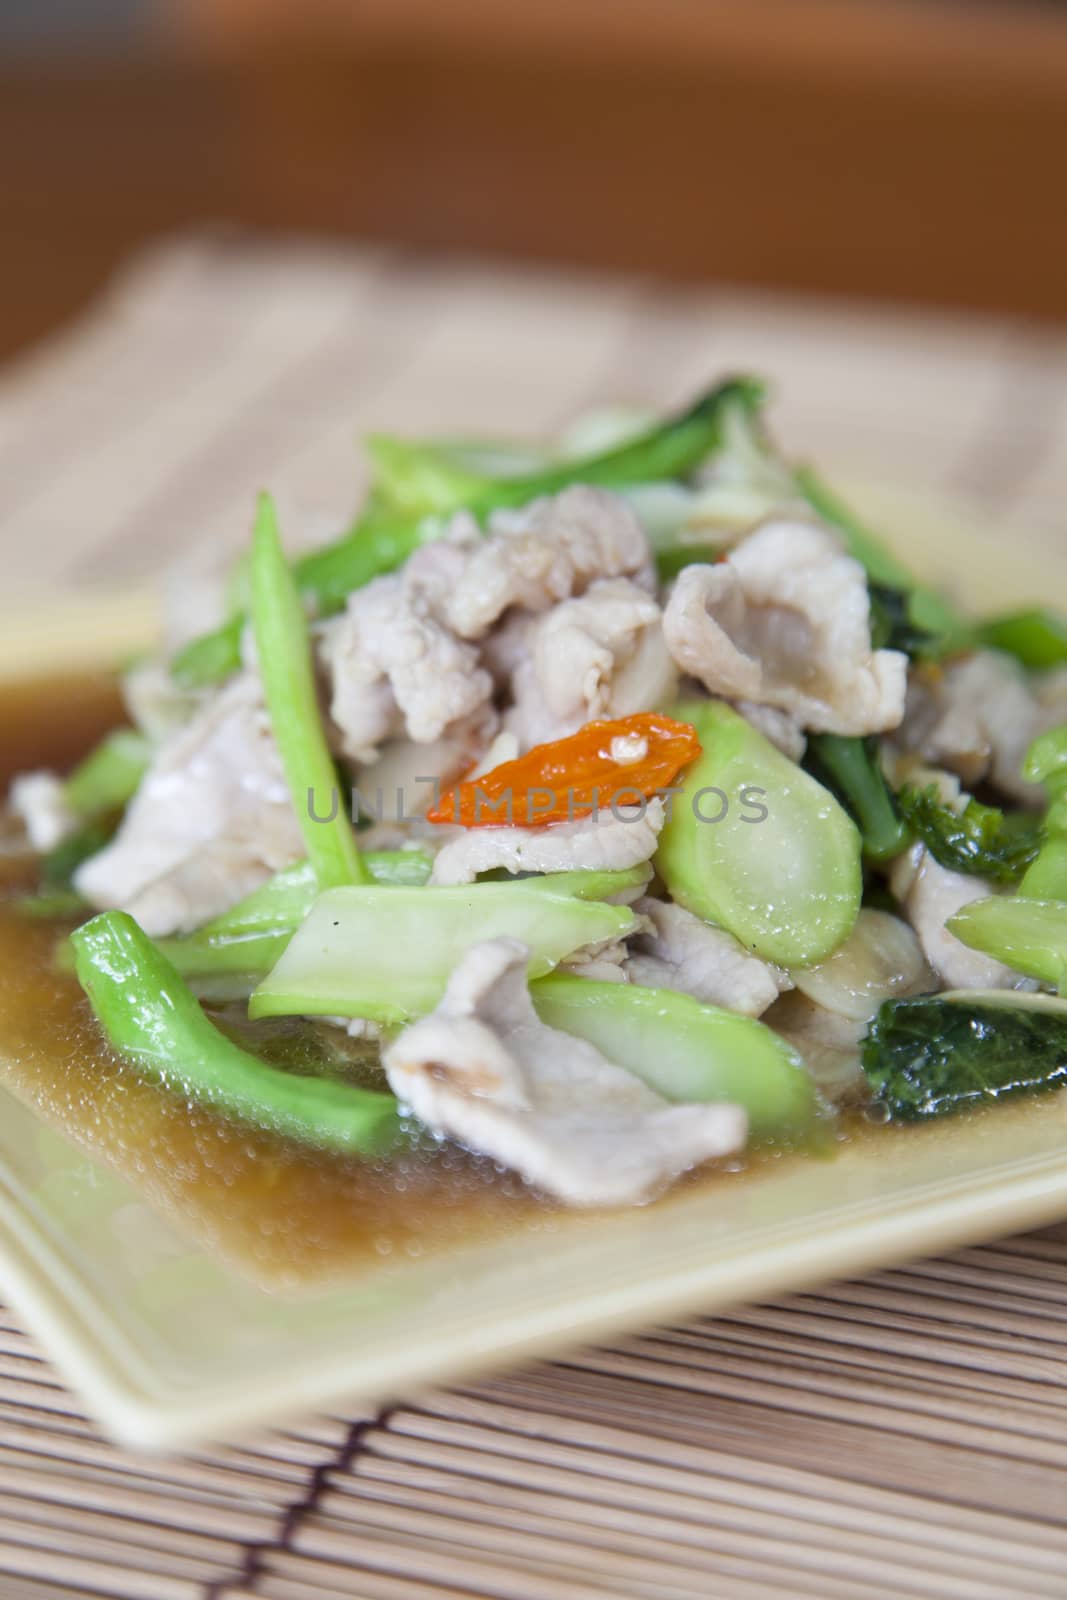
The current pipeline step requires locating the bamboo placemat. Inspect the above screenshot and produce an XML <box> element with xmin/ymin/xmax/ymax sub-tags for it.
<box><xmin>1</xmin><ymin>232</ymin><xmax>1067</xmax><ymax>1598</ymax></box>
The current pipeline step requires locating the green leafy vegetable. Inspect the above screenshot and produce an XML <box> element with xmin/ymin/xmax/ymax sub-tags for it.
<box><xmin>532</xmin><ymin>975</ymin><xmax>818</xmax><ymax>1139</ymax></box>
<box><xmin>72</xmin><ymin>912</ymin><xmax>402</xmax><ymax>1155</ymax></box>
<box><xmin>805</xmin><ymin>735</ymin><xmax>909</xmax><ymax>864</ymax></box>
<box><xmin>64</xmin><ymin>729</ymin><xmax>151</xmax><ymax>817</ymax></box>
<box><xmin>655</xmin><ymin>699</ymin><xmax>862</xmax><ymax>966</ymax></box>
<box><xmin>368</xmin><ymin>377</ymin><xmax>767</xmax><ymax>519</ymax></box>
<box><xmin>948</xmin><ymin>896</ymin><xmax>1067</xmax><ymax>994</ymax></box>
<box><xmin>866</xmin><ymin>583</ymin><xmax>972</xmax><ymax>660</ymax></box>
<box><xmin>979</xmin><ymin>608</ymin><xmax>1067</xmax><ymax>670</ymax></box>
<box><xmin>249</xmin><ymin>492</ymin><xmax>369</xmax><ymax>889</ymax></box>
<box><xmin>170</xmin><ymin>615</ymin><xmax>245</xmax><ymax>690</ymax></box>
<box><xmin>895</xmin><ymin>784</ymin><xmax>1041</xmax><ymax>884</ymax></box>
<box><xmin>249</xmin><ymin>882</ymin><xmax>639</xmax><ymax>1024</ymax></box>
<box><xmin>1019</xmin><ymin>726</ymin><xmax>1067</xmax><ymax>901</ymax></box>
<box><xmin>862</xmin><ymin>990</ymin><xmax>1067</xmax><ymax>1121</ymax></box>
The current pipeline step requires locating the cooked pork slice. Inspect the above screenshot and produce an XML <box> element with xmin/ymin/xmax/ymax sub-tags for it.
<box><xmin>506</xmin><ymin>578</ymin><xmax>678</xmax><ymax>749</ymax></box>
<box><xmin>900</xmin><ymin>651</ymin><xmax>1061</xmax><ymax>805</ymax></box>
<box><xmin>662</xmin><ymin>521</ymin><xmax>907</xmax><ymax>735</ymax></box>
<box><xmin>764</xmin><ymin>991</ymin><xmax>867</xmax><ymax>1104</ymax></box>
<box><xmin>352</xmin><ymin>707</ymin><xmax>499</xmax><ymax>830</ymax></box>
<box><xmin>889</xmin><ymin>843</ymin><xmax>1020</xmax><ymax>990</ymax></box>
<box><xmin>481</xmin><ymin>609</ymin><xmax>536</xmax><ymax>689</ymax></box>
<box><xmin>122</xmin><ymin>658</ymin><xmax>205</xmax><ymax>743</ymax></box>
<box><xmin>561</xmin><ymin>943</ymin><xmax>632</xmax><ymax>983</ymax></box>
<box><xmin>74</xmin><ymin>672</ymin><xmax>303</xmax><ymax>936</ymax></box>
<box><xmin>734</xmin><ymin>701</ymin><xmax>806</xmax><ymax>762</ymax></box>
<box><xmin>430</xmin><ymin>798</ymin><xmax>665</xmax><ymax>885</ymax></box>
<box><xmin>1036</xmin><ymin>665</ymin><xmax>1067</xmax><ymax>723</ymax></box>
<box><xmin>625</xmin><ymin>897</ymin><xmax>785</xmax><ymax>1017</ymax></box>
<box><xmin>321</xmin><ymin>571</ymin><xmax>493</xmax><ymax>764</ymax></box>
<box><xmin>9</xmin><ymin>772</ymin><xmax>78</xmax><ymax>852</ymax></box>
<box><xmin>384</xmin><ymin>938</ymin><xmax>747</xmax><ymax>1206</ymax></box>
<box><xmin>790</xmin><ymin>907</ymin><xmax>934</xmax><ymax>1021</ymax></box>
<box><xmin>441</xmin><ymin>487</ymin><xmax>655</xmax><ymax>640</ymax></box>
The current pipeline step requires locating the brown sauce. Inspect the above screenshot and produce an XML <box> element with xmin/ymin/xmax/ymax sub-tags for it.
<box><xmin>0</xmin><ymin>672</ymin><xmax>573</xmax><ymax>1288</ymax></box>
<box><xmin>0</xmin><ymin>671</ymin><xmax>857</xmax><ymax>1292</ymax></box>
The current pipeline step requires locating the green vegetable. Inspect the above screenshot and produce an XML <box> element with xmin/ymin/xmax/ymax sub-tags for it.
<box><xmin>147</xmin><ymin>862</ymin><xmax>641</xmax><ymax>1002</ymax></box>
<box><xmin>71</xmin><ymin>913</ymin><xmax>401</xmax><ymax>1155</ymax></box>
<box><xmin>979</xmin><ymin>608</ymin><xmax>1067</xmax><ymax>670</ymax></box>
<box><xmin>867</xmin><ymin>583</ymin><xmax>971</xmax><ymax>660</ymax></box>
<box><xmin>655</xmin><ymin>700</ymin><xmax>862</xmax><ymax>966</ymax></box>
<box><xmin>249</xmin><ymin>492</ymin><xmax>369</xmax><ymax>889</ymax></box>
<box><xmin>285</xmin><ymin>506</ymin><xmax>431</xmax><ymax>619</ymax></box>
<box><xmin>805</xmin><ymin>735</ymin><xmax>909</xmax><ymax>864</ymax></box>
<box><xmin>507</xmin><ymin>867</ymin><xmax>651</xmax><ymax>901</ymax></box>
<box><xmin>1019</xmin><ymin>726</ymin><xmax>1067</xmax><ymax>900</ymax></box>
<box><xmin>895</xmin><ymin>784</ymin><xmax>1041</xmax><ymax>884</ymax></box>
<box><xmin>156</xmin><ymin>929</ymin><xmax>291</xmax><ymax>998</ymax></box>
<box><xmin>64</xmin><ymin>729</ymin><xmax>152</xmax><ymax>817</ymax></box>
<box><xmin>654</xmin><ymin>542</ymin><xmax>727</xmax><ymax>583</ymax></box>
<box><xmin>532</xmin><ymin>975</ymin><xmax>818</xmax><ymax>1138</ymax></box>
<box><xmin>15</xmin><ymin>888</ymin><xmax>86</xmax><ymax>920</ymax></box>
<box><xmin>862</xmin><ymin>990</ymin><xmax>1067</xmax><ymax>1121</ymax></box>
<box><xmin>249</xmin><ymin>883</ymin><xmax>638</xmax><ymax>1024</ymax></box>
<box><xmin>948</xmin><ymin>896</ymin><xmax>1067</xmax><ymax>994</ymax></box>
<box><xmin>153</xmin><ymin>851</ymin><xmax>433</xmax><ymax>996</ymax></box>
<box><xmin>170</xmin><ymin>615</ymin><xmax>245</xmax><ymax>690</ymax></box>
<box><xmin>368</xmin><ymin>377</ymin><xmax>767</xmax><ymax>519</ymax></box>
<box><xmin>199</xmin><ymin>851</ymin><xmax>433</xmax><ymax>936</ymax></box>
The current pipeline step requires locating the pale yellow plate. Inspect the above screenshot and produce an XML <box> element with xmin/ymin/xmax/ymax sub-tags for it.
<box><xmin>1</xmin><ymin>484</ymin><xmax>1066</xmax><ymax>1452</ymax></box>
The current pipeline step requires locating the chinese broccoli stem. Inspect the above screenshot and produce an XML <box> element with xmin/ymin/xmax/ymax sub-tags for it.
<box><xmin>249</xmin><ymin>493</ymin><xmax>369</xmax><ymax>889</ymax></box>
<box><xmin>72</xmin><ymin>912</ymin><xmax>401</xmax><ymax>1155</ymax></box>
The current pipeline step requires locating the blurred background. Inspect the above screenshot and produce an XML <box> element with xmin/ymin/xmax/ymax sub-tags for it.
<box><xmin>3</xmin><ymin>0</ymin><xmax>1067</xmax><ymax>361</ymax></box>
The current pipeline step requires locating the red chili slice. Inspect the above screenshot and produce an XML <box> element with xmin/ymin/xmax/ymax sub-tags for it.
<box><xmin>427</xmin><ymin>712</ymin><xmax>702</xmax><ymax>828</ymax></box>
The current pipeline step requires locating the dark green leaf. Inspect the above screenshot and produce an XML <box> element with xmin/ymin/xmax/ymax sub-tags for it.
<box><xmin>895</xmin><ymin>784</ymin><xmax>1041</xmax><ymax>884</ymax></box>
<box><xmin>862</xmin><ymin>993</ymin><xmax>1067</xmax><ymax>1120</ymax></box>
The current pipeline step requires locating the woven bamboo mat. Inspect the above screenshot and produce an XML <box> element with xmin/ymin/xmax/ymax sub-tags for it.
<box><xmin>1</xmin><ymin>232</ymin><xmax>1067</xmax><ymax>1598</ymax></box>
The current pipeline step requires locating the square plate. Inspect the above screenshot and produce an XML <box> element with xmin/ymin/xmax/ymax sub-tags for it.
<box><xmin>2</xmin><ymin>483</ymin><xmax>1067</xmax><ymax>1451</ymax></box>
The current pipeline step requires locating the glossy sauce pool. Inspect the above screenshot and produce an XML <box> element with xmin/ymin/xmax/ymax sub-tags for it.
<box><xmin>0</xmin><ymin>671</ymin><xmax>846</xmax><ymax>1291</ymax></box>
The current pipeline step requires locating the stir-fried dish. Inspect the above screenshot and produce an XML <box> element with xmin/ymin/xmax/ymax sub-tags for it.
<box><xmin>7</xmin><ymin>376</ymin><xmax>1067</xmax><ymax>1212</ymax></box>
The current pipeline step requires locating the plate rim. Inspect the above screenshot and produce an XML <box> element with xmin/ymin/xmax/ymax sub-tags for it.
<box><xmin>3</xmin><ymin>525</ymin><xmax>1067</xmax><ymax>1451</ymax></box>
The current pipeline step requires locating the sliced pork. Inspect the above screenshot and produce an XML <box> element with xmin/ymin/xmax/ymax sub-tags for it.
<box><xmin>74</xmin><ymin>672</ymin><xmax>303</xmax><ymax>936</ymax></box>
<box><xmin>430</xmin><ymin>798</ymin><xmax>665</xmax><ymax>885</ymax></box>
<box><xmin>384</xmin><ymin>938</ymin><xmax>747</xmax><ymax>1206</ymax></box>
<box><xmin>663</xmin><ymin>521</ymin><xmax>907</xmax><ymax>735</ymax></box>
